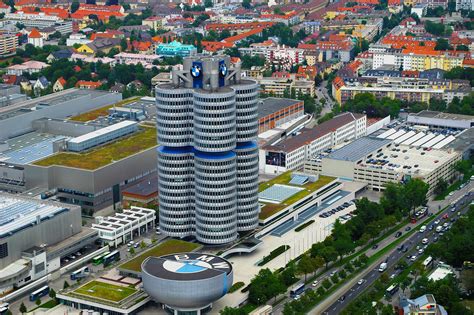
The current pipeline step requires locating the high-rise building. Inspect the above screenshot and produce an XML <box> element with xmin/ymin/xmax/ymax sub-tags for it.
<box><xmin>155</xmin><ymin>55</ymin><xmax>259</xmax><ymax>245</ymax></box>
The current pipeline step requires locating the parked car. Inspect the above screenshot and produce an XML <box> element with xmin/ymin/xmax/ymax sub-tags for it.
<box><xmin>395</xmin><ymin>231</ymin><xmax>402</xmax><ymax>238</ymax></box>
<box><xmin>357</xmin><ymin>279</ymin><xmax>365</xmax><ymax>285</ymax></box>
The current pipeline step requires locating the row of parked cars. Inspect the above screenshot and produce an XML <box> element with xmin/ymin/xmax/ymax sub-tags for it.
<box><xmin>319</xmin><ymin>202</ymin><xmax>353</xmax><ymax>218</ymax></box>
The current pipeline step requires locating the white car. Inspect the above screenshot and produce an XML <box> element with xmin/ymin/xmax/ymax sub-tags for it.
<box><xmin>418</xmin><ymin>248</ymin><xmax>424</xmax><ymax>254</ymax></box>
<box><xmin>422</xmin><ymin>238</ymin><xmax>429</xmax><ymax>245</ymax></box>
<box><xmin>448</xmin><ymin>191</ymin><xmax>454</xmax><ymax>196</ymax></box>
<box><xmin>390</xmin><ymin>274</ymin><xmax>396</xmax><ymax>280</ymax></box>
<box><xmin>293</xmin><ymin>294</ymin><xmax>301</xmax><ymax>301</ymax></box>
<box><xmin>312</xmin><ymin>280</ymin><xmax>319</xmax><ymax>287</ymax></box>
<box><xmin>410</xmin><ymin>255</ymin><xmax>417</xmax><ymax>262</ymax></box>
<box><xmin>434</xmin><ymin>220</ymin><xmax>440</xmax><ymax>225</ymax></box>
<box><xmin>357</xmin><ymin>279</ymin><xmax>365</xmax><ymax>285</ymax></box>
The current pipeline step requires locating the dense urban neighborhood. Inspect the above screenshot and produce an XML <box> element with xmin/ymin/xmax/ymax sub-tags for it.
<box><xmin>0</xmin><ymin>0</ymin><xmax>472</xmax><ymax>314</ymax></box>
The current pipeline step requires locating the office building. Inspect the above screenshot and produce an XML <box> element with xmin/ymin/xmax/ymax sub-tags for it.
<box><xmin>0</xmin><ymin>194</ymin><xmax>97</xmax><ymax>294</ymax></box>
<box><xmin>456</xmin><ymin>0</ymin><xmax>474</xmax><ymax>10</ymax></box>
<box><xmin>92</xmin><ymin>206</ymin><xmax>156</xmax><ymax>247</ymax></box>
<box><xmin>407</xmin><ymin>111</ymin><xmax>474</xmax><ymax>130</ymax></box>
<box><xmin>156</xmin><ymin>41</ymin><xmax>197</xmax><ymax>57</ymax></box>
<box><xmin>304</xmin><ymin>134</ymin><xmax>461</xmax><ymax>195</ymax></box>
<box><xmin>260</xmin><ymin>113</ymin><xmax>367</xmax><ymax>174</ymax></box>
<box><xmin>156</xmin><ymin>55</ymin><xmax>259</xmax><ymax>244</ymax></box>
<box><xmin>399</xmin><ymin>294</ymin><xmax>448</xmax><ymax>315</ymax></box>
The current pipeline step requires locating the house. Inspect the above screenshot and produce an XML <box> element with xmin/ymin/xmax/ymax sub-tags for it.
<box><xmin>27</xmin><ymin>28</ymin><xmax>44</xmax><ymax>48</ymax></box>
<box><xmin>0</xmin><ymin>2</ymin><xmax>10</xmax><ymax>14</ymax></box>
<box><xmin>126</xmin><ymin>80</ymin><xmax>144</xmax><ymax>91</ymax></box>
<box><xmin>76</xmin><ymin>38</ymin><xmax>121</xmax><ymax>56</ymax></box>
<box><xmin>33</xmin><ymin>76</ymin><xmax>50</xmax><ymax>93</ymax></box>
<box><xmin>76</xmin><ymin>80</ymin><xmax>102</xmax><ymax>89</ymax></box>
<box><xmin>399</xmin><ymin>294</ymin><xmax>448</xmax><ymax>315</ymax></box>
<box><xmin>46</xmin><ymin>49</ymin><xmax>73</xmax><ymax>63</ymax></box>
<box><xmin>53</xmin><ymin>77</ymin><xmax>67</xmax><ymax>92</ymax></box>
<box><xmin>7</xmin><ymin>61</ymin><xmax>49</xmax><ymax>75</ymax></box>
<box><xmin>110</xmin><ymin>83</ymin><xmax>125</xmax><ymax>93</ymax></box>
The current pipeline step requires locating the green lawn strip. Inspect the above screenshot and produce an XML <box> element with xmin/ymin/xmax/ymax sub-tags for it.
<box><xmin>34</xmin><ymin>126</ymin><xmax>157</xmax><ymax>170</ymax></box>
<box><xmin>258</xmin><ymin>173</ymin><xmax>336</xmax><ymax>220</ymax></box>
<box><xmin>240</xmin><ymin>303</ymin><xmax>258</xmax><ymax>313</ymax></box>
<box><xmin>72</xmin><ymin>281</ymin><xmax>136</xmax><ymax>302</ymax></box>
<box><xmin>435</xmin><ymin>171</ymin><xmax>473</xmax><ymax>201</ymax></box>
<box><xmin>29</xmin><ymin>299</ymin><xmax>59</xmax><ymax>311</ymax></box>
<box><xmin>258</xmin><ymin>245</ymin><xmax>290</xmax><ymax>266</ymax></box>
<box><xmin>229</xmin><ymin>282</ymin><xmax>245</xmax><ymax>293</ymax></box>
<box><xmin>295</xmin><ymin>220</ymin><xmax>315</xmax><ymax>232</ymax></box>
<box><xmin>119</xmin><ymin>239</ymin><xmax>201</xmax><ymax>272</ymax></box>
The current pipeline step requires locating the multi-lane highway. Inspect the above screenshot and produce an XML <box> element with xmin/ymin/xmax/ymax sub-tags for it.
<box><xmin>321</xmin><ymin>185</ymin><xmax>473</xmax><ymax>315</ymax></box>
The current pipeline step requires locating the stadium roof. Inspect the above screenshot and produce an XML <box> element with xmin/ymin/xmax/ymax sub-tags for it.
<box><xmin>326</xmin><ymin>137</ymin><xmax>392</xmax><ymax>162</ymax></box>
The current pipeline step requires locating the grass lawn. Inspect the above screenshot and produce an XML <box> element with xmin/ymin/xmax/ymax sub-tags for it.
<box><xmin>119</xmin><ymin>239</ymin><xmax>201</xmax><ymax>272</ymax></box>
<box><xmin>258</xmin><ymin>172</ymin><xmax>336</xmax><ymax>220</ymax></box>
<box><xmin>69</xmin><ymin>97</ymin><xmax>140</xmax><ymax>122</ymax></box>
<box><xmin>33</xmin><ymin>126</ymin><xmax>157</xmax><ymax>170</ymax></box>
<box><xmin>73</xmin><ymin>281</ymin><xmax>136</xmax><ymax>302</ymax></box>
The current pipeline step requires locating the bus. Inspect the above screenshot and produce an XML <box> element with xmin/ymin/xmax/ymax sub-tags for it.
<box><xmin>0</xmin><ymin>307</ymin><xmax>8</xmax><ymax>315</ymax></box>
<box><xmin>29</xmin><ymin>286</ymin><xmax>49</xmax><ymax>301</ymax></box>
<box><xmin>423</xmin><ymin>256</ymin><xmax>433</xmax><ymax>269</ymax></box>
<box><xmin>103</xmin><ymin>250</ymin><xmax>120</xmax><ymax>267</ymax></box>
<box><xmin>290</xmin><ymin>282</ymin><xmax>305</xmax><ymax>297</ymax></box>
<box><xmin>411</xmin><ymin>207</ymin><xmax>428</xmax><ymax>223</ymax></box>
<box><xmin>91</xmin><ymin>251</ymin><xmax>109</xmax><ymax>265</ymax></box>
<box><xmin>70</xmin><ymin>266</ymin><xmax>90</xmax><ymax>280</ymax></box>
<box><xmin>385</xmin><ymin>283</ymin><xmax>399</xmax><ymax>297</ymax></box>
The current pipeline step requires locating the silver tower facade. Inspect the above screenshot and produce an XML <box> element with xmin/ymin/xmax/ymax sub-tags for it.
<box><xmin>156</xmin><ymin>55</ymin><xmax>259</xmax><ymax>245</ymax></box>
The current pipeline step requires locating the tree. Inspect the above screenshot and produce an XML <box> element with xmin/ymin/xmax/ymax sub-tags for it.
<box><xmin>35</xmin><ymin>298</ymin><xmax>41</xmax><ymax>306</ymax></box>
<box><xmin>71</xmin><ymin>1</ymin><xmax>80</xmax><ymax>13</ymax></box>
<box><xmin>434</xmin><ymin>178</ymin><xmax>448</xmax><ymax>196</ymax></box>
<box><xmin>63</xmin><ymin>280</ymin><xmax>70</xmax><ymax>289</ymax></box>
<box><xmin>297</xmin><ymin>254</ymin><xmax>314</xmax><ymax>281</ymax></box>
<box><xmin>129</xmin><ymin>247</ymin><xmax>135</xmax><ymax>255</ymax></box>
<box><xmin>242</xmin><ymin>0</ymin><xmax>252</xmax><ymax>9</ymax></box>
<box><xmin>19</xmin><ymin>302</ymin><xmax>27</xmax><ymax>314</ymax></box>
<box><xmin>248</xmin><ymin>269</ymin><xmax>285</xmax><ymax>305</ymax></box>
<box><xmin>453</xmin><ymin>159</ymin><xmax>472</xmax><ymax>180</ymax></box>
<box><xmin>49</xmin><ymin>288</ymin><xmax>56</xmax><ymax>300</ymax></box>
<box><xmin>403</xmin><ymin>178</ymin><xmax>429</xmax><ymax>217</ymax></box>
<box><xmin>220</xmin><ymin>306</ymin><xmax>246</xmax><ymax>315</ymax></box>
<box><xmin>319</xmin><ymin>246</ymin><xmax>338</xmax><ymax>269</ymax></box>
<box><xmin>435</xmin><ymin>38</ymin><xmax>451</xmax><ymax>51</ymax></box>
<box><xmin>204</xmin><ymin>0</ymin><xmax>213</xmax><ymax>7</ymax></box>
<box><xmin>280</xmin><ymin>262</ymin><xmax>297</xmax><ymax>286</ymax></box>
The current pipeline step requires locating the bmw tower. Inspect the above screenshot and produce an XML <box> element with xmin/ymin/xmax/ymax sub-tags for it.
<box><xmin>156</xmin><ymin>55</ymin><xmax>259</xmax><ymax>244</ymax></box>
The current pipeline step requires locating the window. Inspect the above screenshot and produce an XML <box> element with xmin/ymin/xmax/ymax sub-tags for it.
<box><xmin>0</xmin><ymin>243</ymin><xmax>7</xmax><ymax>258</ymax></box>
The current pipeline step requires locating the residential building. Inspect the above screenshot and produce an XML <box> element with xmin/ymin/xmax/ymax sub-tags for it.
<box><xmin>142</xmin><ymin>16</ymin><xmax>164</xmax><ymax>31</ymax></box>
<box><xmin>156</xmin><ymin>41</ymin><xmax>197</xmax><ymax>57</ymax></box>
<box><xmin>156</xmin><ymin>55</ymin><xmax>259</xmax><ymax>244</ymax></box>
<box><xmin>4</xmin><ymin>12</ymin><xmax>72</xmax><ymax>34</ymax></box>
<box><xmin>0</xmin><ymin>33</ymin><xmax>18</xmax><ymax>58</ymax></box>
<box><xmin>258</xmin><ymin>98</ymin><xmax>305</xmax><ymax>134</ymax></box>
<box><xmin>258</xmin><ymin>76</ymin><xmax>315</xmax><ymax>97</ymax></box>
<box><xmin>205</xmin><ymin>21</ymin><xmax>274</xmax><ymax>33</ymax></box>
<box><xmin>6</xmin><ymin>60</ymin><xmax>49</xmax><ymax>76</ymax></box>
<box><xmin>76</xmin><ymin>80</ymin><xmax>102</xmax><ymax>90</ymax></box>
<box><xmin>260</xmin><ymin>112</ymin><xmax>367</xmax><ymax>174</ymax></box>
<box><xmin>411</xmin><ymin>3</ymin><xmax>428</xmax><ymax>18</ymax></box>
<box><xmin>53</xmin><ymin>77</ymin><xmax>67</xmax><ymax>92</ymax></box>
<box><xmin>399</xmin><ymin>294</ymin><xmax>448</xmax><ymax>315</ymax></box>
<box><xmin>456</xmin><ymin>0</ymin><xmax>474</xmax><ymax>10</ymax></box>
<box><xmin>114</xmin><ymin>52</ymin><xmax>161</xmax><ymax>66</ymax></box>
<box><xmin>27</xmin><ymin>28</ymin><xmax>44</xmax><ymax>48</ymax></box>
<box><xmin>304</xmin><ymin>135</ymin><xmax>462</xmax><ymax>196</ymax></box>
<box><xmin>66</xmin><ymin>33</ymin><xmax>92</xmax><ymax>47</ymax></box>
<box><xmin>76</xmin><ymin>38</ymin><xmax>121</xmax><ymax>56</ymax></box>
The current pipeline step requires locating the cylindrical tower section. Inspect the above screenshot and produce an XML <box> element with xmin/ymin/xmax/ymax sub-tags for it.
<box><xmin>235</xmin><ymin>141</ymin><xmax>259</xmax><ymax>231</ymax></box>
<box><xmin>193</xmin><ymin>88</ymin><xmax>236</xmax><ymax>153</ymax></box>
<box><xmin>194</xmin><ymin>151</ymin><xmax>237</xmax><ymax>244</ymax></box>
<box><xmin>156</xmin><ymin>85</ymin><xmax>193</xmax><ymax>147</ymax></box>
<box><xmin>157</xmin><ymin>146</ymin><xmax>195</xmax><ymax>238</ymax></box>
<box><xmin>232</xmin><ymin>80</ymin><xmax>259</xmax><ymax>143</ymax></box>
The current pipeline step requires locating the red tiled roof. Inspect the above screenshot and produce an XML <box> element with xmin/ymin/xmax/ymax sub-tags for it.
<box><xmin>201</xmin><ymin>41</ymin><xmax>234</xmax><ymax>52</ymax></box>
<box><xmin>28</xmin><ymin>28</ymin><xmax>42</xmax><ymax>39</ymax></box>
<box><xmin>298</xmin><ymin>43</ymin><xmax>317</xmax><ymax>50</ymax></box>
<box><xmin>222</xmin><ymin>28</ymin><xmax>263</xmax><ymax>43</ymax></box>
<box><xmin>205</xmin><ymin>22</ymin><xmax>274</xmax><ymax>31</ymax></box>
<box><xmin>76</xmin><ymin>80</ymin><xmax>102</xmax><ymax>88</ymax></box>
<box><xmin>56</xmin><ymin>77</ymin><xmax>66</xmax><ymax>86</ymax></box>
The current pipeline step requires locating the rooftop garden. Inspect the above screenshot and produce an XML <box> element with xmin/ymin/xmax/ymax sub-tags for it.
<box><xmin>69</xmin><ymin>97</ymin><xmax>141</xmax><ymax>122</ymax></box>
<box><xmin>71</xmin><ymin>280</ymin><xmax>137</xmax><ymax>303</ymax></box>
<box><xmin>119</xmin><ymin>239</ymin><xmax>201</xmax><ymax>273</ymax></box>
<box><xmin>259</xmin><ymin>172</ymin><xmax>336</xmax><ymax>220</ymax></box>
<box><xmin>33</xmin><ymin>126</ymin><xmax>157</xmax><ymax>170</ymax></box>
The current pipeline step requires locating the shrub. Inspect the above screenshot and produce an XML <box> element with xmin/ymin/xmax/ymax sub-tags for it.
<box><xmin>322</xmin><ymin>279</ymin><xmax>332</xmax><ymax>289</ymax></box>
<box><xmin>229</xmin><ymin>282</ymin><xmax>245</xmax><ymax>293</ymax></box>
<box><xmin>295</xmin><ymin>220</ymin><xmax>315</xmax><ymax>232</ymax></box>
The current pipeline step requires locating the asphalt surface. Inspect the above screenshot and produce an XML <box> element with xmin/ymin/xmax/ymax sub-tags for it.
<box><xmin>322</xmin><ymin>185</ymin><xmax>473</xmax><ymax>315</ymax></box>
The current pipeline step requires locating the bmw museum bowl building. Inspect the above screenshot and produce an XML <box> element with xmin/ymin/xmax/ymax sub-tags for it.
<box><xmin>141</xmin><ymin>253</ymin><xmax>233</xmax><ymax>314</ymax></box>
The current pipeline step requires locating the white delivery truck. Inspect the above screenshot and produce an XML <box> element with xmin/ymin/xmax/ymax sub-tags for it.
<box><xmin>379</xmin><ymin>262</ymin><xmax>387</xmax><ymax>272</ymax></box>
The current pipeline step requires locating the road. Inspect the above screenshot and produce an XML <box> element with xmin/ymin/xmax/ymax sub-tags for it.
<box><xmin>272</xmin><ymin>182</ymin><xmax>473</xmax><ymax>315</ymax></box>
<box><xmin>320</xmin><ymin>183</ymin><xmax>473</xmax><ymax>315</ymax></box>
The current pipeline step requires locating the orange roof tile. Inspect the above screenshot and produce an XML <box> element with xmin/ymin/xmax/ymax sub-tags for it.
<box><xmin>76</xmin><ymin>80</ymin><xmax>102</xmax><ymax>88</ymax></box>
<box><xmin>222</xmin><ymin>28</ymin><xmax>264</xmax><ymax>43</ymax></box>
<box><xmin>205</xmin><ymin>22</ymin><xmax>274</xmax><ymax>31</ymax></box>
<box><xmin>28</xmin><ymin>28</ymin><xmax>42</xmax><ymax>39</ymax></box>
<box><xmin>201</xmin><ymin>41</ymin><xmax>234</xmax><ymax>52</ymax></box>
